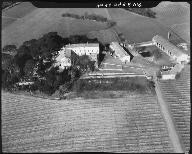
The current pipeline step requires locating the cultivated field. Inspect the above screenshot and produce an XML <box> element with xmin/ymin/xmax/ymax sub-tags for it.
<box><xmin>2</xmin><ymin>91</ymin><xmax>174</xmax><ymax>152</ymax></box>
<box><xmin>158</xmin><ymin>65</ymin><xmax>190</xmax><ymax>153</ymax></box>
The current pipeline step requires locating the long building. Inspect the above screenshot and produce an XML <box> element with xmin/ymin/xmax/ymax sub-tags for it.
<box><xmin>109</xmin><ymin>42</ymin><xmax>130</xmax><ymax>63</ymax></box>
<box><xmin>152</xmin><ymin>35</ymin><xmax>190</xmax><ymax>64</ymax></box>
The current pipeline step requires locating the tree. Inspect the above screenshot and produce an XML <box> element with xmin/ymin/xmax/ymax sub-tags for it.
<box><xmin>24</xmin><ymin>59</ymin><xmax>36</xmax><ymax>77</ymax></box>
<box><xmin>3</xmin><ymin>44</ymin><xmax>17</xmax><ymax>53</ymax></box>
<box><xmin>2</xmin><ymin>53</ymin><xmax>13</xmax><ymax>70</ymax></box>
<box><xmin>15</xmin><ymin>45</ymin><xmax>33</xmax><ymax>72</ymax></box>
<box><xmin>79</xmin><ymin>55</ymin><xmax>90</xmax><ymax>71</ymax></box>
<box><xmin>2</xmin><ymin>60</ymin><xmax>21</xmax><ymax>90</ymax></box>
<box><xmin>23</xmin><ymin>39</ymin><xmax>39</xmax><ymax>58</ymax></box>
<box><xmin>84</xmin><ymin>12</ymin><xmax>89</xmax><ymax>19</ymax></box>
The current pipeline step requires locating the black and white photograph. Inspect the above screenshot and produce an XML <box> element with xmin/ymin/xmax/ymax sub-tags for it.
<box><xmin>1</xmin><ymin>1</ymin><xmax>190</xmax><ymax>153</ymax></box>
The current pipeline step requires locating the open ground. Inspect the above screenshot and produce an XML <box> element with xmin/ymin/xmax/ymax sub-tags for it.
<box><xmin>2</xmin><ymin>2</ymin><xmax>190</xmax><ymax>48</ymax></box>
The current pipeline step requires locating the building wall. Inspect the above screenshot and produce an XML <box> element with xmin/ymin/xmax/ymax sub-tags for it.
<box><xmin>66</xmin><ymin>46</ymin><xmax>99</xmax><ymax>56</ymax></box>
<box><xmin>161</xmin><ymin>74</ymin><xmax>175</xmax><ymax>80</ymax></box>
<box><xmin>152</xmin><ymin>36</ymin><xmax>189</xmax><ymax>64</ymax></box>
<box><xmin>56</xmin><ymin>44</ymin><xmax>99</xmax><ymax>70</ymax></box>
<box><xmin>109</xmin><ymin>42</ymin><xmax>130</xmax><ymax>63</ymax></box>
<box><xmin>120</xmin><ymin>56</ymin><xmax>130</xmax><ymax>63</ymax></box>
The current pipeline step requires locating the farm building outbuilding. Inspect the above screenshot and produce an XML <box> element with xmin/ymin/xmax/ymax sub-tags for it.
<box><xmin>109</xmin><ymin>42</ymin><xmax>130</xmax><ymax>63</ymax></box>
<box><xmin>160</xmin><ymin>63</ymin><xmax>184</xmax><ymax>80</ymax></box>
<box><xmin>152</xmin><ymin>35</ymin><xmax>190</xmax><ymax>64</ymax></box>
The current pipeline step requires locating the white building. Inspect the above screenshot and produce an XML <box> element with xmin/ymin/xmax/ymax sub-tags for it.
<box><xmin>160</xmin><ymin>64</ymin><xmax>184</xmax><ymax>80</ymax></box>
<box><xmin>55</xmin><ymin>43</ymin><xmax>99</xmax><ymax>70</ymax></box>
<box><xmin>152</xmin><ymin>35</ymin><xmax>190</xmax><ymax>64</ymax></box>
<box><xmin>109</xmin><ymin>42</ymin><xmax>130</xmax><ymax>63</ymax></box>
<box><xmin>54</xmin><ymin>47</ymin><xmax>71</xmax><ymax>70</ymax></box>
<box><xmin>161</xmin><ymin>73</ymin><xmax>176</xmax><ymax>80</ymax></box>
<box><xmin>65</xmin><ymin>43</ymin><xmax>99</xmax><ymax>61</ymax></box>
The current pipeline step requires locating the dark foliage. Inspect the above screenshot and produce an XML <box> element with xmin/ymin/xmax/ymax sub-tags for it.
<box><xmin>73</xmin><ymin>77</ymin><xmax>151</xmax><ymax>93</ymax></box>
<box><xmin>2</xmin><ymin>60</ymin><xmax>21</xmax><ymax>90</ymax></box>
<box><xmin>62</xmin><ymin>12</ymin><xmax>116</xmax><ymax>28</ymax></box>
<box><xmin>2</xmin><ymin>31</ymin><xmax>104</xmax><ymax>95</ymax></box>
<box><xmin>2</xmin><ymin>53</ymin><xmax>13</xmax><ymax>70</ymax></box>
<box><xmin>140</xmin><ymin>51</ymin><xmax>152</xmax><ymax>57</ymax></box>
<box><xmin>24</xmin><ymin>59</ymin><xmax>36</xmax><ymax>77</ymax></box>
<box><xmin>2</xmin><ymin>44</ymin><xmax>17</xmax><ymax>53</ymax></box>
<box><xmin>124</xmin><ymin>8</ymin><xmax>156</xmax><ymax>18</ymax></box>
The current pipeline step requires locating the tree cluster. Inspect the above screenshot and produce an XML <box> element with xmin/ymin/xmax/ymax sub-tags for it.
<box><xmin>62</xmin><ymin>12</ymin><xmax>116</xmax><ymax>28</ymax></box>
<box><xmin>2</xmin><ymin>45</ymin><xmax>17</xmax><ymax>53</ymax></box>
<box><xmin>124</xmin><ymin>8</ymin><xmax>156</xmax><ymax>18</ymax></box>
<box><xmin>2</xmin><ymin>1</ymin><xmax>17</xmax><ymax>9</ymax></box>
<box><xmin>2</xmin><ymin>32</ymin><xmax>103</xmax><ymax>95</ymax></box>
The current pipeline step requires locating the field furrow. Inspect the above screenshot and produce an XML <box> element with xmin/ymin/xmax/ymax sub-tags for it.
<box><xmin>2</xmin><ymin>91</ymin><xmax>174</xmax><ymax>153</ymax></box>
<box><xmin>158</xmin><ymin>65</ymin><xmax>190</xmax><ymax>153</ymax></box>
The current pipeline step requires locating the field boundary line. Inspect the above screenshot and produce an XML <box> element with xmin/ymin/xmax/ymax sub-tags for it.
<box><xmin>155</xmin><ymin>80</ymin><xmax>184</xmax><ymax>153</ymax></box>
<box><xmin>2</xmin><ymin>16</ymin><xmax>21</xmax><ymax>20</ymax></box>
<box><xmin>2</xmin><ymin>2</ymin><xmax>22</xmax><ymax>11</ymax></box>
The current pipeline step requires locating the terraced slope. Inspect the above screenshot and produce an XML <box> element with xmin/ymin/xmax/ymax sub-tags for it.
<box><xmin>2</xmin><ymin>92</ymin><xmax>174</xmax><ymax>152</ymax></box>
<box><xmin>158</xmin><ymin>65</ymin><xmax>190</xmax><ymax>153</ymax></box>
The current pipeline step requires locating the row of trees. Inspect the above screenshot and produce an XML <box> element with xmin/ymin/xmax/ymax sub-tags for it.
<box><xmin>124</xmin><ymin>8</ymin><xmax>156</xmax><ymax>18</ymax></box>
<box><xmin>62</xmin><ymin>12</ymin><xmax>116</xmax><ymax>28</ymax></box>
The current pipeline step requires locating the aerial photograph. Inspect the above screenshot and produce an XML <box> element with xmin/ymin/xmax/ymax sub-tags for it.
<box><xmin>1</xmin><ymin>1</ymin><xmax>190</xmax><ymax>153</ymax></box>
